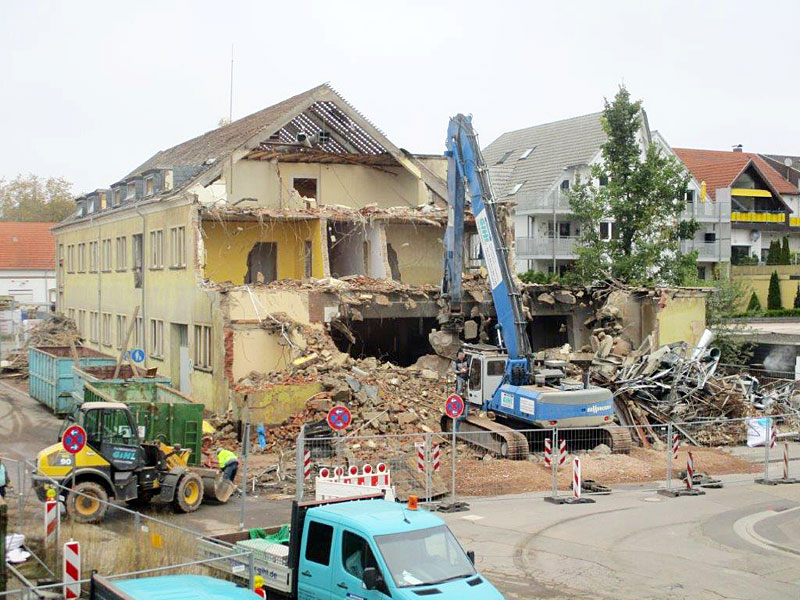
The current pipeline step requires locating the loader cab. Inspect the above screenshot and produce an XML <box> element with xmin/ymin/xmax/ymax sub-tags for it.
<box><xmin>76</xmin><ymin>402</ymin><xmax>142</xmax><ymax>471</ymax></box>
<box><xmin>464</xmin><ymin>346</ymin><xmax>507</xmax><ymax>408</ymax></box>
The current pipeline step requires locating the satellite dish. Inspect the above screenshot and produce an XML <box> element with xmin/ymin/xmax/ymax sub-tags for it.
<box><xmin>750</xmin><ymin>230</ymin><xmax>760</xmax><ymax>242</ymax></box>
<box><xmin>785</xmin><ymin>157</ymin><xmax>793</xmax><ymax>168</ymax></box>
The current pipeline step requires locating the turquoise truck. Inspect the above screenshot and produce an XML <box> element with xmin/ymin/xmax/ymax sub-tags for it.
<box><xmin>89</xmin><ymin>574</ymin><xmax>257</xmax><ymax>599</ymax></box>
<box><xmin>197</xmin><ymin>493</ymin><xmax>505</xmax><ymax>599</ymax></box>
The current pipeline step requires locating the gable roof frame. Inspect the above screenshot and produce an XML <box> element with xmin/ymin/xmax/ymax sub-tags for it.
<box><xmin>730</xmin><ymin>158</ymin><xmax>792</xmax><ymax>213</ymax></box>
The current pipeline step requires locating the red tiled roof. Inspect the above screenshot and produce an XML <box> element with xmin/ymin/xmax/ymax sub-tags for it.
<box><xmin>0</xmin><ymin>222</ymin><xmax>56</xmax><ymax>270</ymax></box>
<box><xmin>673</xmin><ymin>148</ymin><xmax>799</xmax><ymax>201</ymax></box>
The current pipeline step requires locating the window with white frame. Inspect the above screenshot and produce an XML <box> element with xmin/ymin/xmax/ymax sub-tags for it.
<box><xmin>193</xmin><ymin>324</ymin><xmax>212</xmax><ymax>370</ymax></box>
<box><xmin>113</xmin><ymin>188</ymin><xmax>122</xmax><ymax>206</ymax></box>
<box><xmin>77</xmin><ymin>243</ymin><xmax>86</xmax><ymax>272</ymax></box>
<box><xmin>90</xmin><ymin>311</ymin><xmax>99</xmax><ymax>342</ymax></box>
<box><xmin>126</xmin><ymin>183</ymin><xmax>136</xmax><ymax>200</ymax></box>
<box><xmin>150</xmin><ymin>319</ymin><xmax>164</xmax><ymax>358</ymax></box>
<box><xmin>77</xmin><ymin>310</ymin><xmax>86</xmax><ymax>336</ymax></box>
<box><xmin>67</xmin><ymin>308</ymin><xmax>75</xmax><ymax>322</ymax></box>
<box><xmin>101</xmin><ymin>239</ymin><xmax>112</xmax><ymax>271</ymax></box>
<box><xmin>170</xmin><ymin>226</ymin><xmax>186</xmax><ymax>268</ymax></box>
<box><xmin>132</xmin><ymin>316</ymin><xmax>143</xmax><ymax>350</ymax></box>
<box><xmin>89</xmin><ymin>241</ymin><xmax>98</xmax><ymax>272</ymax></box>
<box><xmin>116</xmin><ymin>314</ymin><xmax>126</xmax><ymax>349</ymax></box>
<box><xmin>67</xmin><ymin>245</ymin><xmax>74</xmax><ymax>273</ymax></box>
<box><xmin>116</xmin><ymin>236</ymin><xmax>127</xmax><ymax>270</ymax></box>
<box><xmin>102</xmin><ymin>313</ymin><xmax>112</xmax><ymax>346</ymax></box>
<box><xmin>150</xmin><ymin>230</ymin><xmax>163</xmax><ymax>268</ymax></box>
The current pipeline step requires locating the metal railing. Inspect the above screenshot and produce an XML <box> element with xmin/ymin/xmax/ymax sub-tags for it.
<box><xmin>516</xmin><ymin>236</ymin><xmax>579</xmax><ymax>258</ymax></box>
<box><xmin>515</xmin><ymin>189</ymin><xmax>571</xmax><ymax>213</ymax></box>
<box><xmin>680</xmin><ymin>239</ymin><xmax>732</xmax><ymax>260</ymax></box>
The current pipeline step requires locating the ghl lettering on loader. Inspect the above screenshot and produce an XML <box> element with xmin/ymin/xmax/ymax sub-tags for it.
<box><xmin>32</xmin><ymin>401</ymin><xmax>234</xmax><ymax>523</ymax></box>
<box><xmin>198</xmin><ymin>493</ymin><xmax>505</xmax><ymax>599</ymax></box>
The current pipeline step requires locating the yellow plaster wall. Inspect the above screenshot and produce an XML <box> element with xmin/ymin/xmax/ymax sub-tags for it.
<box><xmin>201</xmin><ymin>219</ymin><xmax>323</xmax><ymax>284</ymax></box>
<box><xmin>731</xmin><ymin>265</ymin><xmax>800</xmax><ymax>310</ymax></box>
<box><xmin>234</xmin><ymin>382</ymin><xmax>324</xmax><ymax>425</ymax></box>
<box><xmin>225</xmin><ymin>288</ymin><xmax>312</xmax><ymax>324</ymax></box>
<box><xmin>655</xmin><ymin>295</ymin><xmax>707</xmax><ymax>347</ymax></box>
<box><xmin>232</xmin><ymin>329</ymin><xmax>291</xmax><ymax>379</ymax></box>
<box><xmin>383</xmin><ymin>224</ymin><xmax>444</xmax><ymax>285</ymax></box>
<box><xmin>55</xmin><ymin>201</ymin><xmax>230</xmax><ymax>412</ymax></box>
<box><xmin>228</xmin><ymin>160</ymin><xmax>425</xmax><ymax>209</ymax></box>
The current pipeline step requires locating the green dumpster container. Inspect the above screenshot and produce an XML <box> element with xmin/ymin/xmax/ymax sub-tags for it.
<box><xmin>83</xmin><ymin>381</ymin><xmax>205</xmax><ymax>466</ymax></box>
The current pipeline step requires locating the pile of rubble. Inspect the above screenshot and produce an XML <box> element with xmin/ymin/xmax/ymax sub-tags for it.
<box><xmin>591</xmin><ymin>335</ymin><xmax>799</xmax><ymax>446</ymax></box>
<box><xmin>1</xmin><ymin>315</ymin><xmax>81</xmax><ymax>374</ymax></box>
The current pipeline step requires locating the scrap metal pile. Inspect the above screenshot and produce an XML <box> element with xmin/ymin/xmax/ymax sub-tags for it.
<box><xmin>593</xmin><ymin>333</ymin><xmax>799</xmax><ymax>446</ymax></box>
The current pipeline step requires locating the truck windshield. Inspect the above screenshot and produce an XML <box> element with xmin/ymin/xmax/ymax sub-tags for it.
<box><xmin>374</xmin><ymin>525</ymin><xmax>475</xmax><ymax>588</ymax></box>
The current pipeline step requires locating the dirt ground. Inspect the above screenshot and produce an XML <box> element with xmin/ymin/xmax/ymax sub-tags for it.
<box><xmin>452</xmin><ymin>446</ymin><xmax>760</xmax><ymax>496</ymax></box>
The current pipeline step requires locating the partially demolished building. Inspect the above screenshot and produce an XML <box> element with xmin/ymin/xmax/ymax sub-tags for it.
<box><xmin>53</xmin><ymin>84</ymin><xmax>460</xmax><ymax>412</ymax></box>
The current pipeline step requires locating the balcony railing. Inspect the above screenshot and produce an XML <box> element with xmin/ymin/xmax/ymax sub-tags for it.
<box><xmin>680</xmin><ymin>239</ymin><xmax>731</xmax><ymax>261</ymax></box>
<box><xmin>516</xmin><ymin>236</ymin><xmax>579</xmax><ymax>257</ymax></box>
<box><xmin>515</xmin><ymin>189</ymin><xmax>571</xmax><ymax>213</ymax></box>
<box><xmin>730</xmin><ymin>211</ymin><xmax>785</xmax><ymax>224</ymax></box>
<box><xmin>680</xmin><ymin>200</ymin><xmax>729</xmax><ymax>221</ymax></box>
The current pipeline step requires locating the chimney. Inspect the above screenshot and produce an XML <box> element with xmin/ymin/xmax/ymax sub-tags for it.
<box><xmin>733</xmin><ymin>144</ymin><xmax>743</xmax><ymax>153</ymax></box>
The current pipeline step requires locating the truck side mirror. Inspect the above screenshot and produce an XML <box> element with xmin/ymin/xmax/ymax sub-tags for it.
<box><xmin>467</xmin><ymin>550</ymin><xmax>475</xmax><ymax>564</ymax></box>
<box><xmin>362</xmin><ymin>567</ymin><xmax>378</xmax><ymax>590</ymax></box>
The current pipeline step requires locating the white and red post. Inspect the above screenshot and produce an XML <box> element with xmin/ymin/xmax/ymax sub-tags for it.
<box><xmin>685</xmin><ymin>451</ymin><xmax>695</xmax><ymax>491</ymax></box>
<box><xmin>416</xmin><ymin>442</ymin><xmax>426</xmax><ymax>473</ymax></box>
<box><xmin>303</xmin><ymin>450</ymin><xmax>311</xmax><ymax>480</ymax></box>
<box><xmin>544</xmin><ymin>438</ymin><xmax>552</xmax><ymax>468</ymax></box>
<box><xmin>431</xmin><ymin>444</ymin><xmax>441</xmax><ymax>473</ymax></box>
<box><xmin>558</xmin><ymin>440</ymin><xmax>567</xmax><ymax>467</ymax></box>
<box><xmin>63</xmin><ymin>540</ymin><xmax>80</xmax><ymax>599</ymax></box>
<box><xmin>784</xmin><ymin>442</ymin><xmax>790</xmax><ymax>480</ymax></box>
<box><xmin>572</xmin><ymin>457</ymin><xmax>582</xmax><ymax>500</ymax></box>
<box><xmin>44</xmin><ymin>499</ymin><xmax>59</xmax><ymax>548</ymax></box>
<box><xmin>672</xmin><ymin>433</ymin><xmax>679</xmax><ymax>461</ymax></box>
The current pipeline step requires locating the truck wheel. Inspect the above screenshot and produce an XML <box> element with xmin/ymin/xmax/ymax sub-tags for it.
<box><xmin>67</xmin><ymin>481</ymin><xmax>109</xmax><ymax>524</ymax></box>
<box><xmin>173</xmin><ymin>472</ymin><xmax>204</xmax><ymax>513</ymax></box>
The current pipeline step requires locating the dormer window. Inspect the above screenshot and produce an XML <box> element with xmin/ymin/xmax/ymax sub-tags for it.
<box><xmin>496</xmin><ymin>150</ymin><xmax>514</xmax><ymax>165</ymax></box>
<box><xmin>560</xmin><ymin>180</ymin><xmax>570</xmax><ymax>191</ymax></box>
<box><xmin>87</xmin><ymin>198</ymin><xmax>96</xmax><ymax>214</ymax></box>
<box><xmin>77</xmin><ymin>200</ymin><xmax>86</xmax><ymax>217</ymax></box>
<box><xmin>99</xmin><ymin>192</ymin><xmax>108</xmax><ymax>210</ymax></box>
<box><xmin>145</xmin><ymin>177</ymin><xmax>154</xmax><ymax>196</ymax></box>
<box><xmin>126</xmin><ymin>183</ymin><xmax>136</xmax><ymax>200</ymax></box>
<box><xmin>113</xmin><ymin>188</ymin><xmax>122</xmax><ymax>207</ymax></box>
<box><xmin>318</xmin><ymin>131</ymin><xmax>331</xmax><ymax>145</ymax></box>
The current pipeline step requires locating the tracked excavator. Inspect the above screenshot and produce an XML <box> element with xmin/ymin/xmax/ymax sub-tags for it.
<box><xmin>433</xmin><ymin>114</ymin><xmax>631</xmax><ymax>459</ymax></box>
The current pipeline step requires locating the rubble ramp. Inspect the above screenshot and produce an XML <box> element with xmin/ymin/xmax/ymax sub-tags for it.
<box><xmin>442</xmin><ymin>414</ymin><xmax>529</xmax><ymax>460</ymax></box>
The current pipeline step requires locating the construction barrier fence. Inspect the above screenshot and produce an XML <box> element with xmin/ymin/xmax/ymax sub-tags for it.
<box><xmin>296</xmin><ymin>412</ymin><xmax>800</xmax><ymax>504</ymax></box>
<box><xmin>0</xmin><ymin>457</ymin><xmax>255</xmax><ymax>598</ymax></box>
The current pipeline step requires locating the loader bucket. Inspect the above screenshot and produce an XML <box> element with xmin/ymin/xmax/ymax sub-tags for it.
<box><xmin>191</xmin><ymin>467</ymin><xmax>235</xmax><ymax>504</ymax></box>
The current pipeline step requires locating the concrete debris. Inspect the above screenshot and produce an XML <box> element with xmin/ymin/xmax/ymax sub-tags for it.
<box><xmin>2</xmin><ymin>315</ymin><xmax>81</xmax><ymax>374</ymax></box>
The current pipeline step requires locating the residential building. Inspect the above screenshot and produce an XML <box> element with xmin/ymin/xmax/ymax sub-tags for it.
<box><xmin>673</xmin><ymin>147</ymin><xmax>800</xmax><ymax>265</ymax></box>
<box><xmin>483</xmin><ymin>113</ymin><xmax>727</xmax><ymax>279</ymax></box>
<box><xmin>0</xmin><ymin>222</ymin><xmax>57</xmax><ymax>307</ymax></box>
<box><xmin>53</xmin><ymin>84</ymin><xmax>450</xmax><ymax>414</ymax></box>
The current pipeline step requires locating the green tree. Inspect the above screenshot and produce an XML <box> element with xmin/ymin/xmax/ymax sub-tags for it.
<box><xmin>766</xmin><ymin>240</ymin><xmax>780</xmax><ymax>265</ymax></box>
<box><xmin>794</xmin><ymin>284</ymin><xmax>800</xmax><ymax>309</ymax></box>
<box><xmin>706</xmin><ymin>275</ymin><xmax>753</xmax><ymax>364</ymax></box>
<box><xmin>746</xmin><ymin>291</ymin><xmax>762</xmax><ymax>312</ymax></box>
<box><xmin>0</xmin><ymin>174</ymin><xmax>75</xmax><ymax>222</ymax></box>
<box><xmin>767</xmin><ymin>270</ymin><xmax>782</xmax><ymax>310</ymax></box>
<box><xmin>782</xmin><ymin>236</ymin><xmax>791</xmax><ymax>265</ymax></box>
<box><xmin>568</xmin><ymin>86</ymin><xmax>694</xmax><ymax>285</ymax></box>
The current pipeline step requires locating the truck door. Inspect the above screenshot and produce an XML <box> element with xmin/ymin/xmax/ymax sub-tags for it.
<box><xmin>333</xmin><ymin>529</ymin><xmax>391</xmax><ymax>599</ymax></box>
<box><xmin>298</xmin><ymin>519</ymin><xmax>335</xmax><ymax>599</ymax></box>
<box><xmin>467</xmin><ymin>355</ymin><xmax>483</xmax><ymax>407</ymax></box>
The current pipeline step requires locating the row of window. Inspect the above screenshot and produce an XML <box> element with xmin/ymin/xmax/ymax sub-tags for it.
<box><xmin>66</xmin><ymin>308</ymin><xmax>211</xmax><ymax>370</ymax></box>
<box><xmin>61</xmin><ymin>227</ymin><xmax>186</xmax><ymax>274</ymax></box>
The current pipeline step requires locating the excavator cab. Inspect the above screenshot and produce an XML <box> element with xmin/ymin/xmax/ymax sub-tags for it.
<box><xmin>464</xmin><ymin>346</ymin><xmax>509</xmax><ymax>409</ymax></box>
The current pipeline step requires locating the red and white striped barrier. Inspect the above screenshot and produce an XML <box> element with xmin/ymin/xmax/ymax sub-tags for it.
<box><xmin>303</xmin><ymin>450</ymin><xmax>311</xmax><ymax>480</ymax></box>
<box><xmin>44</xmin><ymin>499</ymin><xmax>58</xmax><ymax>548</ymax></box>
<box><xmin>572</xmin><ymin>457</ymin><xmax>581</xmax><ymax>500</ymax></box>
<box><xmin>685</xmin><ymin>451</ymin><xmax>695</xmax><ymax>491</ymax></box>
<box><xmin>784</xmin><ymin>442</ymin><xmax>790</xmax><ymax>480</ymax></box>
<box><xmin>416</xmin><ymin>442</ymin><xmax>426</xmax><ymax>473</ymax></box>
<box><xmin>255</xmin><ymin>588</ymin><xmax>266</xmax><ymax>598</ymax></box>
<box><xmin>558</xmin><ymin>439</ymin><xmax>567</xmax><ymax>466</ymax></box>
<box><xmin>63</xmin><ymin>540</ymin><xmax>80</xmax><ymax>599</ymax></box>
<box><xmin>672</xmin><ymin>433</ymin><xmax>679</xmax><ymax>461</ymax></box>
<box><xmin>315</xmin><ymin>464</ymin><xmax>395</xmax><ymax>501</ymax></box>
<box><xmin>543</xmin><ymin>437</ymin><xmax>552</xmax><ymax>468</ymax></box>
<box><xmin>432</xmin><ymin>444</ymin><xmax>441</xmax><ymax>473</ymax></box>
<box><xmin>770</xmin><ymin>424</ymin><xmax>777</xmax><ymax>449</ymax></box>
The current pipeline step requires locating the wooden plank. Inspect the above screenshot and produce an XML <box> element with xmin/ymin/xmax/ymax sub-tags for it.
<box><xmin>113</xmin><ymin>306</ymin><xmax>140</xmax><ymax>379</ymax></box>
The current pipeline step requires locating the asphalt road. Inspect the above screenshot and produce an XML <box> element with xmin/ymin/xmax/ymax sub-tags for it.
<box><xmin>4</xmin><ymin>379</ymin><xmax>800</xmax><ymax>598</ymax></box>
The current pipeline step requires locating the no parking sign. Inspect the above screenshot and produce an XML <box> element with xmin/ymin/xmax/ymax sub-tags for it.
<box><xmin>327</xmin><ymin>405</ymin><xmax>352</xmax><ymax>432</ymax></box>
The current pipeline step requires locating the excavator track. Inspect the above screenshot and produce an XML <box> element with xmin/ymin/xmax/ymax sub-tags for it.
<box><xmin>601</xmin><ymin>425</ymin><xmax>633</xmax><ymax>454</ymax></box>
<box><xmin>441</xmin><ymin>414</ymin><xmax>529</xmax><ymax>460</ymax></box>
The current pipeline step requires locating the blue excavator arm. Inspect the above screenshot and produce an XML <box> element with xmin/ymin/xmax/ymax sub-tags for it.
<box><xmin>442</xmin><ymin>114</ymin><xmax>531</xmax><ymax>383</ymax></box>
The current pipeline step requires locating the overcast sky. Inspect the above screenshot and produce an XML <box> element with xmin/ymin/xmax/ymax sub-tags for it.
<box><xmin>2</xmin><ymin>1</ymin><xmax>799</xmax><ymax>194</ymax></box>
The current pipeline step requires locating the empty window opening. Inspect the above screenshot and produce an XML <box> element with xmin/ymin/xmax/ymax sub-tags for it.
<box><xmin>386</xmin><ymin>243</ymin><xmax>401</xmax><ymax>280</ymax></box>
<box><xmin>132</xmin><ymin>234</ymin><xmax>143</xmax><ymax>288</ymax></box>
<box><xmin>328</xmin><ymin>222</ymin><xmax>364</xmax><ymax>278</ymax></box>
<box><xmin>293</xmin><ymin>178</ymin><xmax>318</xmax><ymax>200</ymax></box>
<box><xmin>330</xmin><ymin>317</ymin><xmax>438</xmax><ymax>367</ymax></box>
<box><xmin>528</xmin><ymin>315</ymin><xmax>570</xmax><ymax>350</ymax></box>
<box><xmin>560</xmin><ymin>179</ymin><xmax>570</xmax><ymax>190</ymax></box>
<box><xmin>245</xmin><ymin>242</ymin><xmax>278</xmax><ymax>284</ymax></box>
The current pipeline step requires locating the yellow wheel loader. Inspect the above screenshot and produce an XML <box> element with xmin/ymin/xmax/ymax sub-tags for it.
<box><xmin>32</xmin><ymin>401</ymin><xmax>235</xmax><ymax>524</ymax></box>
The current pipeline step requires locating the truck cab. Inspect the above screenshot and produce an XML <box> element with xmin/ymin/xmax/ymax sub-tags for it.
<box><xmin>293</xmin><ymin>497</ymin><xmax>503</xmax><ymax>600</ymax></box>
